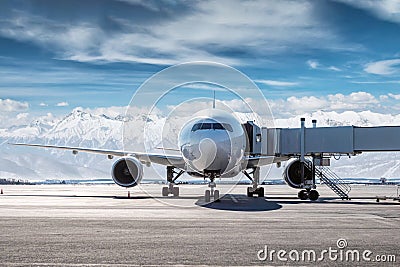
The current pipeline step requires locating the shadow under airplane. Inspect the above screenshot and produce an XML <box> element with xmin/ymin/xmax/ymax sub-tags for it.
<box><xmin>196</xmin><ymin>194</ymin><xmax>282</xmax><ymax>212</ymax></box>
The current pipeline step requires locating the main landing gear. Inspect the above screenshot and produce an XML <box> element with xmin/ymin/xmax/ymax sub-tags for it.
<box><xmin>204</xmin><ymin>173</ymin><xmax>220</xmax><ymax>203</ymax></box>
<box><xmin>162</xmin><ymin>166</ymin><xmax>184</xmax><ymax>197</ymax></box>
<box><xmin>298</xmin><ymin>189</ymin><xmax>319</xmax><ymax>201</ymax></box>
<box><xmin>243</xmin><ymin>167</ymin><xmax>264</xmax><ymax>198</ymax></box>
<box><xmin>295</xmin><ymin>159</ymin><xmax>320</xmax><ymax>201</ymax></box>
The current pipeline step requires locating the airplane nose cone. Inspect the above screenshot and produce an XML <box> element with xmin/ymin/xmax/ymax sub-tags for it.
<box><xmin>192</xmin><ymin>138</ymin><xmax>217</xmax><ymax>171</ymax></box>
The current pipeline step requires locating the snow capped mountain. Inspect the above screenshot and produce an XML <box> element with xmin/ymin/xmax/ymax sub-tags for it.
<box><xmin>1</xmin><ymin>108</ymin><xmax>400</xmax><ymax>180</ymax></box>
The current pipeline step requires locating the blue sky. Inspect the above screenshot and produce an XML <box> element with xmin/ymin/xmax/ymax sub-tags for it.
<box><xmin>1</xmin><ymin>0</ymin><xmax>400</xmax><ymax>120</ymax></box>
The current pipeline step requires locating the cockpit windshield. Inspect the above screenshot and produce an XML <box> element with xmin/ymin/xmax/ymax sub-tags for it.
<box><xmin>191</xmin><ymin>122</ymin><xmax>233</xmax><ymax>132</ymax></box>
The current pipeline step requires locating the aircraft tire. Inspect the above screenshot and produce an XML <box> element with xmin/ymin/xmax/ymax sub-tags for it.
<box><xmin>162</xmin><ymin>187</ymin><xmax>169</xmax><ymax>197</ymax></box>
<box><xmin>172</xmin><ymin>187</ymin><xmax>179</xmax><ymax>197</ymax></box>
<box><xmin>308</xmin><ymin>190</ymin><xmax>319</xmax><ymax>201</ymax></box>
<box><xmin>214</xmin><ymin>190</ymin><xmax>220</xmax><ymax>202</ymax></box>
<box><xmin>258</xmin><ymin>187</ymin><xmax>264</xmax><ymax>198</ymax></box>
<box><xmin>205</xmin><ymin>190</ymin><xmax>211</xmax><ymax>202</ymax></box>
<box><xmin>298</xmin><ymin>190</ymin><xmax>308</xmax><ymax>200</ymax></box>
<box><xmin>247</xmin><ymin>187</ymin><xmax>253</xmax><ymax>197</ymax></box>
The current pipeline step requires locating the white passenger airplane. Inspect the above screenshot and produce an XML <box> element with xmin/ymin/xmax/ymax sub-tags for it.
<box><xmin>13</xmin><ymin>108</ymin><xmax>307</xmax><ymax>202</ymax></box>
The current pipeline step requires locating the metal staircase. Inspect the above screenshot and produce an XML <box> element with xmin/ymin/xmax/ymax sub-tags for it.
<box><xmin>315</xmin><ymin>166</ymin><xmax>351</xmax><ymax>199</ymax></box>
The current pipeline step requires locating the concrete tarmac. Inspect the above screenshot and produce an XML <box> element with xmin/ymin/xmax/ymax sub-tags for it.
<box><xmin>0</xmin><ymin>184</ymin><xmax>399</xmax><ymax>266</ymax></box>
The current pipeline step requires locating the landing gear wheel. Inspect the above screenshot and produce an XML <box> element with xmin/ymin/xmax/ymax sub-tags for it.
<box><xmin>164</xmin><ymin>166</ymin><xmax>184</xmax><ymax>197</ymax></box>
<box><xmin>308</xmin><ymin>190</ymin><xmax>319</xmax><ymax>201</ymax></box>
<box><xmin>244</xmin><ymin>167</ymin><xmax>262</xmax><ymax>198</ymax></box>
<box><xmin>172</xmin><ymin>187</ymin><xmax>179</xmax><ymax>197</ymax></box>
<box><xmin>298</xmin><ymin>190</ymin><xmax>309</xmax><ymax>200</ymax></box>
<box><xmin>205</xmin><ymin>190</ymin><xmax>211</xmax><ymax>202</ymax></box>
<box><xmin>162</xmin><ymin>187</ymin><xmax>169</xmax><ymax>197</ymax></box>
<box><xmin>247</xmin><ymin>187</ymin><xmax>264</xmax><ymax>197</ymax></box>
<box><xmin>247</xmin><ymin>187</ymin><xmax>253</xmax><ymax>197</ymax></box>
<box><xmin>214</xmin><ymin>190</ymin><xmax>220</xmax><ymax>202</ymax></box>
<box><xmin>258</xmin><ymin>187</ymin><xmax>264</xmax><ymax>198</ymax></box>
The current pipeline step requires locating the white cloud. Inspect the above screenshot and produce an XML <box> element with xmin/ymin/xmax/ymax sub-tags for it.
<box><xmin>287</xmin><ymin>96</ymin><xmax>328</xmax><ymax>110</ymax></box>
<box><xmin>255</xmin><ymin>80</ymin><xmax>299</xmax><ymax>87</ymax></box>
<box><xmin>56</xmin><ymin>102</ymin><xmax>69</xmax><ymax>107</ymax></box>
<box><xmin>351</xmin><ymin>80</ymin><xmax>400</xmax><ymax>84</ymax></box>
<box><xmin>16</xmin><ymin>113</ymin><xmax>29</xmax><ymax>120</ymax></box>
<box><xmin>181</xmin><ymin>83</ymin><xmax>226</xmax><ymax>91</ymax></box>
<box><xmin>39</xmin><ymin>102</ymin><xmax>48</xmax><ymax>107</ymax></box>
<box><xmin>307</xmin><ymin>60</ymin><xmax>341</xmax><ymax>71</ymax></box>
<box><xmin>328</xmin><ymin>66</ymin><xmax>341</xmax><ymax>71</ymax></box>
<box><xmin>380</xmin><ymin>95</ymin><xmax>389</xmax><ymax>101</ymax></box>
<box><xmin>161</xmin><ymin>91</ymin><xmax>383</xmax><ymax>119</ymax></box>
<box><xmin>1</xmin><ymin>111</ymin><xmax>59</xmax><ymax>128</ymax></box>
<box><xmin>388</xmin><ymin>93</ymin><xmax>400</xmax><ymax>100</ymax></box>
<box><xmin>364</xmin><ymin>59</ymin><xmax>400</xmax><ymax>75</ymax></box>
<box><xmin>348</xmin><ymin>91</ymin><xmax>377</xmax><ymax>103</ymax></box>
<box><xmin>0</xmin><ymin>99</ymin><xmax>29</xmax><ymax>112</ymax></box>
<box><xmin>307</xmin><ymin>60</ymin><xmax>319</xmax><ymax>69</ymax></box>
<box><xmin>268</xmin><ymin>91</ymin><xmax>380</xmax><ymax>116</ymax></box>
<box><xmin>0</xmin><ymin>1</ymin><xmax>358</xmax><ymax>65</ymax></box>
<box><xmin>336</xmin><ymin>0</ymin><xmax>400</xmax><ymax>24</ymax></box>
<box><xmin>0</xmin><ymin>113</ymin><xmax>29</xmax><ymax>128</ymax></box>
<box><xmin>162</xmin><ymin>91</ymin><xmax>385</xmax><ymax>119</ymax></box>
<box><xmin>327</xmin><ymin>91</ymin><xmax>378</xmax><ymax>110</ymax></box>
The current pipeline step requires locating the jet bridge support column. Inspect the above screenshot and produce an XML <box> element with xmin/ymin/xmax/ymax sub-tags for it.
<box><xmin>311</xmin><ymin>119</ymin><xmax>317</xmax><ymax>188</ymax></box>
<box><xmin>312</xmin><ymin>119</ymin><xmax>317</xmax><ymax>128</ymax></box>
<box><xmin>300</xmin><ymin>118</ymin><xmax>306</xmax><ymax>188</ymax></box>
<box><xmin>300</xmin><ymin>118</ymin><xmax>305</xmax><ymax>162</ymax></box>
<box><xmin>298</xmin><ymin>118</ymin><xmax>319</xmax><ymax>200</ymax></box>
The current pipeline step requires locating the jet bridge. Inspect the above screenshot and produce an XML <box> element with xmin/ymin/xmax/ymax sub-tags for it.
<box><xmin>261</xmin><ymin>121</ymin><xmax>400</xmax><ymax>157</ymax></box>
<box><xmin>243</xmin><ymin>118</ymin><xmax>400</xmax><ymax>200</ymax></box>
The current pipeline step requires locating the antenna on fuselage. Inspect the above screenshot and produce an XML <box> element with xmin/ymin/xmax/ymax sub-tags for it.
<box><xmin>213</xmin><ymin>90</ymin><xmax>216</xmax><ymax>109</ymax></box>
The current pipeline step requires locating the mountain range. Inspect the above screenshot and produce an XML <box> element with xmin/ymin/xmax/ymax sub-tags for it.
<box><xmin>1</xmin><ymin>108</ymin><xmax>400</xmax><ymax>181</ymax></box>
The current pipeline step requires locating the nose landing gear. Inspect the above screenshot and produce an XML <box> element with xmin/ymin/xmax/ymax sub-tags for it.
<box><xmin>204</xmin><ymin>173</ymin><xmax>220</xmax><ymax>203</ymax></box>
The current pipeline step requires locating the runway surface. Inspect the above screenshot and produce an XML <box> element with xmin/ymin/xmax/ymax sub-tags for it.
<box><xmin>0</xmin><ymin>184</ymin><xmax>399</xmax><ymax>266</ymax></box>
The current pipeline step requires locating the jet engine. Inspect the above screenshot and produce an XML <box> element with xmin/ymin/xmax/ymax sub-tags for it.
<box><xmin>111</xmin><ymin>157</ymin><xmax>143</xmax><ymax>187</ymax></box>
<box><xmin>283</xmin><ymin>159</ymin><xmax>312</xmax><ymax>189</ymax></box>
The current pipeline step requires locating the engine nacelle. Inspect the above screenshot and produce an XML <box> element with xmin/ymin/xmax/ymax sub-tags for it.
<box><xmin>283</xmin><ymin>159</ymin><xmax>313</xmax><ymax>189</ymax></box>
<box><xmin>111</xmin><ymin>157</ymin><xmax>143</xmax><ymax>187</ymax></box>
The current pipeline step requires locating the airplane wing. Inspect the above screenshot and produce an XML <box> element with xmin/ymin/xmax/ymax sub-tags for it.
<box><xmin>11</xmin><ymin>143</ymin><xmax>186</xmax><ymax>168</ymax></box>
<box><xmin>246</xmin><ymin>155</ymin><xmax>290</xmax><ymax>168</ymax></box>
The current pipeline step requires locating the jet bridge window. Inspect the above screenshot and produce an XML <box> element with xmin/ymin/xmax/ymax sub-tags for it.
<box><xmin>191</xmin><ymin>123</ymin><xmax>233</xmax><ymax>132</ymax></box>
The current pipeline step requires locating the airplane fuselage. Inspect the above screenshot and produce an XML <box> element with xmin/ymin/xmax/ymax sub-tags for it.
<box><xmin>178</xmin><ymin>109</ymin><xmax>246</xmax><ymax>178</ymax></box>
